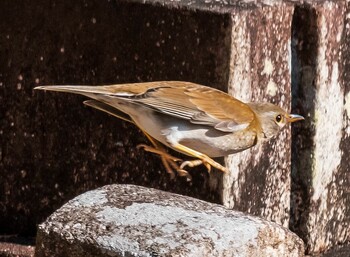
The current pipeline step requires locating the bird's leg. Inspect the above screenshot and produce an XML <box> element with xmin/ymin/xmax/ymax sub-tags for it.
<box><xmin>171</xmin><ymin>143</ymin><xmax>228</xmax><ymax>174</ymax></box>
<box><xmin>137</xmin><ymin>144</ymin><xmax>179</xmax><ymax>179</ymax></box>
<box><xmin>136</xmin><ymin>144</ymin><xmax>181</xmax><ymax>162</ymax></box>
<box><xmin>137</xmin><ymin>143</ymin><xmax>193</xmax><ymax>180</ymax></box>
<box><xmin>136</xmin><ymin>131</ymin><xmax>189</xmax><ymax>179</ymax></box>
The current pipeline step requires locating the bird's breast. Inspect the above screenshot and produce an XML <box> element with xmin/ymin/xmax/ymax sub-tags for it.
<box><xmin>129</xmin><ymin>109</ymin><xmax>257</xmax><ymax>158</ymax></box>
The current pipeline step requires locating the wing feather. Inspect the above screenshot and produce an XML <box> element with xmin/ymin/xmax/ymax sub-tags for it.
<box><xmin>36</xmin><ymin>81</ymin><xmax>256</xmax><ymax>133</ymax></box>
<box><xmin>115</xmin><ymin>82</ymin><xmax>256</xmax><ymax>132</ymax></box>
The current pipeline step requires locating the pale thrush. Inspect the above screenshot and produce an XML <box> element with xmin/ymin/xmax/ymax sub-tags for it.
<box><xmin>35</xmin><ymin>81</ymin><xmax>304</xmax><ymax>179</ymax></box>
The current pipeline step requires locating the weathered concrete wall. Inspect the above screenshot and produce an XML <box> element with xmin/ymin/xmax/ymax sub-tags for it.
<box><xmin>223</xmin><ymin>4</ymin><xmax>294</xmax><ymax>228</ymax></box>
<box><xmin>290</xmin><ymin>1</ymin><xmax>350</xmax><ymax>254</ymax></box>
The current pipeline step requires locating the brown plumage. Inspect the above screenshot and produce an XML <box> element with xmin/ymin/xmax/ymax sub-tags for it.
<box><xmin>35</xmin><ymin>81</ymin><xmax>304</xmax><ymax>180</ymax></box>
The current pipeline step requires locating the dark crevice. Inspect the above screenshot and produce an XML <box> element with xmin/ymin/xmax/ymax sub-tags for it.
<box><xmin>290</xmin><ymin>5</ymin><xmax>318</xmax><ymax>253</ymax></box>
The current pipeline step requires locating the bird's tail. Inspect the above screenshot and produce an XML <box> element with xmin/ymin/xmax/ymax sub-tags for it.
<box><xmin>34</xmin><ymin>85</ymin><xmax>115</xmax><ymax>96</ymax></box>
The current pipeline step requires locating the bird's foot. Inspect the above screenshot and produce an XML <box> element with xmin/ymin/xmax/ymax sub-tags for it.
<box><xmin>180</xmin><ymin>159</ymin><xmax>211</xmax><ymax>173</ymax></box>
<box><xmin>179</xmin><ymin>158</ymin><xmax>228</xmax><ymax>174</ymax></box>
<box><xmin>137</xmin><ymin>144</ymin><xmax>193</xmax><ymax>180</ymax></box>
<box><xmin>171</xmin><ymin>143</ymin><xmax>229</xmax><ymax>174</ymax></box>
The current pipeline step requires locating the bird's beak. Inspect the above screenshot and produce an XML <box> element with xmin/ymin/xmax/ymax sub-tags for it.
<box><xmin>287</xmin><ymin>114</ymin><xmax>304</xmax><ymax>123</ymax></box>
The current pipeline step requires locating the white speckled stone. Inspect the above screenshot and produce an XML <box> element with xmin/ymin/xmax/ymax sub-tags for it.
<box><xmin>35</xmin><ymin>184</ymin><xmax>304</xmax><ymax>257</ymax></box>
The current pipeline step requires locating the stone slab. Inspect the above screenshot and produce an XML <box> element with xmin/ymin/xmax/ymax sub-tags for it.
<box><xmin>35</xmin><ymin>184</ymin><xmax>305</xmax><ymax>257</ymax></box>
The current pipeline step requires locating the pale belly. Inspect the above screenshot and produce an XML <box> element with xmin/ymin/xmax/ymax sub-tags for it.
<box><xmin>129</xmin><ymin>108</ymin><xmax>257</xmax><ymax>158</ymax></box>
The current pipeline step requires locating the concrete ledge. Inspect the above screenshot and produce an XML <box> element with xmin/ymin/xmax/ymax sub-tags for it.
<box><xmin>35</xmin><ymin>184</ymin><xmax>304</xmax><ymax>257</ymax></box>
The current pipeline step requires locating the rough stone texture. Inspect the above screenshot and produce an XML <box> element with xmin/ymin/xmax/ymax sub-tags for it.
<box><xmin>223</xmin><ymin>3</ymin><xmax>294</xmax><ymax>227</ymax></box>
<box><xmin>290</xmin><ymin>1</ymin><xmax>350</xmax><ymax>255</ymax></box>
<box><xmin>35</xmin><ymin>184</ymin><xmax>305</xmax><ymax>257</ymax></box>
<box><xmin>0</xmin><ymin>242</ymin><xmax>35</xmax><ymax>257</ymax></box>
<box><xmin>321</xmin><ymin>245</ymin><xmax>350</xmax><ymax>257</ymax></box>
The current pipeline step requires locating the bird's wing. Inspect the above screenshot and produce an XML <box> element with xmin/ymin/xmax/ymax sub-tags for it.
<box><xmin>183</xmin><ymin>85</ymin><xmax>256</xmax><ymax>131</ymax></box>
<box><xmin>35</xmin><ymin>81</ymin><xmax>256</xmax><ymax>132</ymax></box>
<box><xmin>110</xmin><ymin>82</ymin><xmax>256</xmax><ymax>132</ymax></box>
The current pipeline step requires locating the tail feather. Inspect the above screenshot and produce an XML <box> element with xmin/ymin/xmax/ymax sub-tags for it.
<box><xmin>83</xmin><ymin>100</ymin><xmax>133</xmax><ymax>124</ymax></box>
<box><xmin>34</xmin><ymin>85</ymin><xmax>114</xmax><ymax>95</ymax></box>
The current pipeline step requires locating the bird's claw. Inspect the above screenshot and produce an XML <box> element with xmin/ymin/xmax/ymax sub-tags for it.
<box><xmin>137</xmin><ymin>144</ymin><xmax>190</xmax><ymax>179</ymax></box>
<box><xmin>177</xmin><ymin>169</ymin><xmax>193</xmax><ymax>181</ymax></box>
<box><xmin>180</xmin><ymin>160</ymin><xmax>212</xmax><ymax>174</ymax></box>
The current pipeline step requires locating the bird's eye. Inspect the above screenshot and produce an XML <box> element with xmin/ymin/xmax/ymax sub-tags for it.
<box><xmin>275</xmin><ymin>114</ymin><xmax>282</xmax><ymax>123</ymax></box>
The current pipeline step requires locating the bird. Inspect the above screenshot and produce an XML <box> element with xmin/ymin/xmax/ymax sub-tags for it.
<box><xmin>35</xmin><ymin>81</ymin><xmax>304</xmax><ymax>180</ymax></box>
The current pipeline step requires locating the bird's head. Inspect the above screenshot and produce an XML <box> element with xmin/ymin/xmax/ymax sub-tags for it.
<box><xmin>247</xmin><ymin>102</ymin><xmax>304</xmax><ymax>139</ymax></box>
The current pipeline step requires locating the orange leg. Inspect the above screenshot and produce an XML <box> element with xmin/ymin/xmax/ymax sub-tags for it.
<box><xmin>171</xmin><ymin>143</ymin><xmax>228</xmax><ymax>174</ymax></box>
<box><xmin>136</xmin><ymin>131</ymin><xmax>195</xmax><ymax>180</ymax></box>
<box><xmin>137</xmin><ymin>143</ymin><xmax>193</xmax><ymax>181</ymax></box>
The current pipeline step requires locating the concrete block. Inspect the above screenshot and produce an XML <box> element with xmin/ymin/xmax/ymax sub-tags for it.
<box><xmin>290</xmin><ymin>1</ymin><xmax>350</xmax><ymax>254</ymax></box>
<box><xmin>222</xmin><ymin>2</ymin><xmax>295</xmax><ymax>228</ymax></box>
